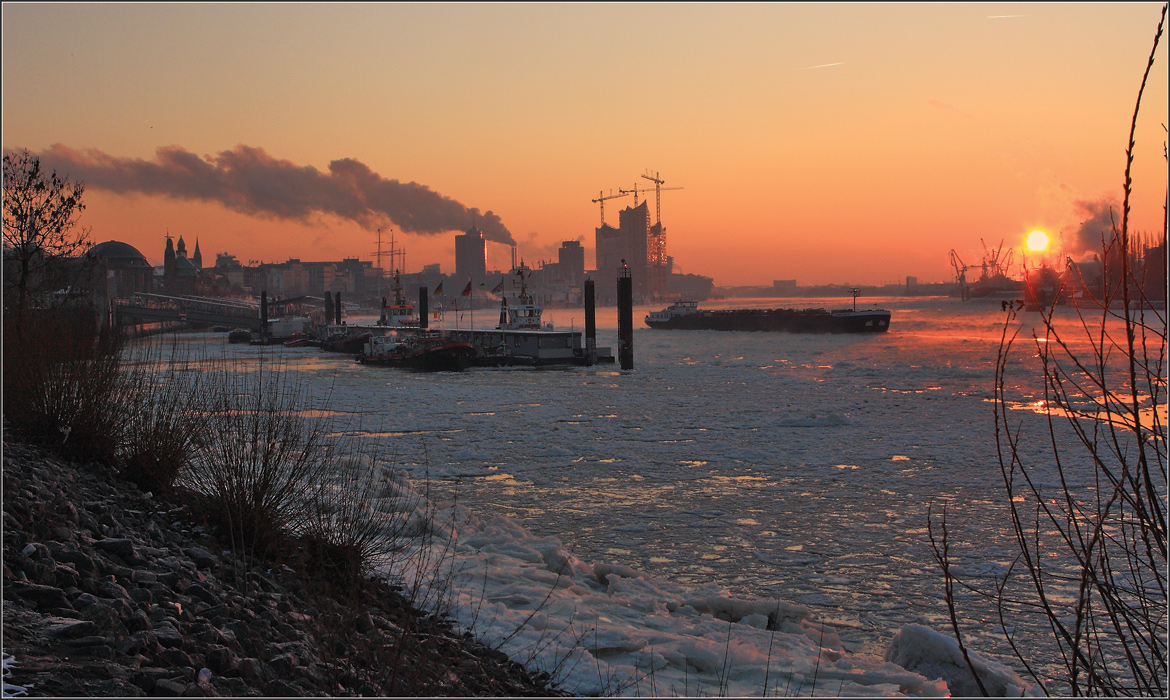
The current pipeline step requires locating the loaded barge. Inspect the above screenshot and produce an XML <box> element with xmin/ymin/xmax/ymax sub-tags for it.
<box><xmin>645</xmin><ymin>297</ymin><xmax>890</xmax><ymax>333</ymax></box>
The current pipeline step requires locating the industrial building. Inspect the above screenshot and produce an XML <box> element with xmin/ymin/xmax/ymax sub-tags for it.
<box><xmin>454</xmin><ymin>225</ymin><xmax>487</xmax><ymax>284</ymax></box>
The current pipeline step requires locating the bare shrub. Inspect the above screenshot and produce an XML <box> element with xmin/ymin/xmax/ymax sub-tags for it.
<box><xmin>2</xmin><ymin>306</ymin><xmax>124</xmax><ymax>464</ymax></box>
<box><xmin>116</xmin><ymin>336</ymin><xmax>209</xmax><ymax>495</ymax></box>
<box><xmin>179</xmin><ymin>351</ymin><xmax>337</xmax><ymax>557</ymax></box>
<box><xmin>301</xmin><ymin>452</ymin><xmax>424</xmax><ymax>585</ymax></box>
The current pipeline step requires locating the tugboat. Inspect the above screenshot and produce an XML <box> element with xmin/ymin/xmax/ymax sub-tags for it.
<box><xmin>377</xmin><ymin>270</ymin><xmax>422</xmax><ymax>329</ymax></box>
<box><xmin>444</xmin><ymin>262</ymin><xmax>615</xmax><ymax>366</ymax></box>
<box><xmin>496</xmin><ymin>261</ymin><xmax>554</xmax><ymax>332</ymax></box>
<box><xmin>646</xmin><ymin>290</ymin><xmax>891</xmax><ymax>333</ymax></box>
<box><xmin>357</xmin><ymin>332</ymin><xmax>475</xmax><ymax>372</ymax></box>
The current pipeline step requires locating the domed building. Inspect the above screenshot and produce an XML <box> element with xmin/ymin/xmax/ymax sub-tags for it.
<box><xmin>85</xmin><ymin>240</ymin><xmax>153</xmax><ymax>298</ymax></box>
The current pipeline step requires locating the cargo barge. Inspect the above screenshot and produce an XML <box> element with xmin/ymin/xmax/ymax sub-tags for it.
<box><xmin>645</xmin><ymin>300</ymin><xmax>890</xmax><ymax>333</ymax></box>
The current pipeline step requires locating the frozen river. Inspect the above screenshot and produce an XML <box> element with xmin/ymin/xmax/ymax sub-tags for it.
<box><xmin>169</xmin><ymin>295</ymin><xmax>1161</xmax><ymax>695</ymax></box>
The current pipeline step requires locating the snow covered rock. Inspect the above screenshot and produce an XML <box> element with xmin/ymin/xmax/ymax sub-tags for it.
<box><xmin>884</xmin><ymin>624</ymin><xmax>1043</xmax><ymax>697</ymax></box>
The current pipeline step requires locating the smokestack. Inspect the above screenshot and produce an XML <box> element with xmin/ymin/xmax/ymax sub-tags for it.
<box><xmin>419</xmin><ymin>287</ymin><xmax>429</xmax><ymax>329</ymax></box>
<box><xmin>324</xmin><ymin>291</ymin><xmax>334</xmax><ymax>324</ymax></box>
<box><xmin>617</xmin><ymin>262</ymin><xmax>633</xmax><ymax>370</ymax></box>
<box><xmin>584</xmin><ymin>279</ymin><xmax>596</xmax><ymax>364</ymax></box>
<box><xmin>335</xmin><ymin>291</ymin><xmax>342</xmax><ymax>325</ymax></box>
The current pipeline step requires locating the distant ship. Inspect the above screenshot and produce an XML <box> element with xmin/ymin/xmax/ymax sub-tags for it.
<box><xmin>645</xmin><ymin>300</ymin><xmax>891</xmax><ymax>333</ymax></box>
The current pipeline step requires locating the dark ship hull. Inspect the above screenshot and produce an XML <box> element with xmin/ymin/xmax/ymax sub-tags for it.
<box><xmin>645</xmin><ymin>307</ymin><xmax>891</xmax><ymax>333</ymax></box>
<box><xmin>358</xmin><ymin>338</ymin><xmax>476</xmax><ymax>372</ymax></box>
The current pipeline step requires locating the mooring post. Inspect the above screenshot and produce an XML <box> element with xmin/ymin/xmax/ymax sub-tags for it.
<box><xmin>617</xmin><ymin>262</ymin><xmax>633</xmax><ymax>370</ymax></box>
<box><xmin>584</xmin><ymin>278</ymin><xmax>597</xmax><ymax>365</ymax></box>
<box><xmin>419</xmin><ymin>286</ymin><xmax>429</xmax><ymax>330</ymax></box>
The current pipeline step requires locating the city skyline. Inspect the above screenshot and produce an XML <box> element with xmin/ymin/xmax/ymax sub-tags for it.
<box><xmin>3</xmin><ymin>2</ymin><xmax>1167</xmax><ymax>287</ymax></box>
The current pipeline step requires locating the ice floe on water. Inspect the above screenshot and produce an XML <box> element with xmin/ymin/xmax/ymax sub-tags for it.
<box><xmin>176</xmin><ymin>296</ymin><xmax>1104</xmax><ymax>696</ymax></box>
<box><xmin>385</xmin><ymin>495</ymin><xmax>1040</xmax><ymax>697</ymax></box>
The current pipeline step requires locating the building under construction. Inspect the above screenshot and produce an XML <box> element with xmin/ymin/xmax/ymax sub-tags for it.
<box><xmin>593</xmin><ymin>172</ymin><xmax>677</xmax><ymax>302</ymax></box>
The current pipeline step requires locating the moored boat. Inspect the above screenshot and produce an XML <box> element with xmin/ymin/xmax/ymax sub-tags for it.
<box><xmin>444</xmin><ymin>262</ymin><xmax>614</xmax><ymax>366</ymax></box>
<box><xmin>377</xmin><ymin>270</ymin><xmax>422</xmax><ymax>329</ymax></box>
<box><xmin>358</xmin><ymin>332</ymin><xmax>475</xmax><ymax>371</ymax></box>
<box><xmin>317</xmin><ymin>325</ymin><xmax>374</xmax><ymax>353</ymax></box>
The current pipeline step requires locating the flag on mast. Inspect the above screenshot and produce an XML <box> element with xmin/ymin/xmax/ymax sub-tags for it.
<box><xmin>461</xmin><ymin>280</ymin><xmax>472</xmax><ymax>296</ymax></box>
<box><xmin>434</xmin><ymin>281</ymin><xmax>444</xmax><ymax>295</ymax></box>
<box><xmin>491</xmin><ymin>279</ymin><xmax>503</xmax><ymax>293</ymax></box>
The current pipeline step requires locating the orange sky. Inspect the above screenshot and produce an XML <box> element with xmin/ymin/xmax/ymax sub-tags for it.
<box><xmin>4</xmin><ymin>3</ymin><xmax>1167</xmax><ymax>287</ymax></box>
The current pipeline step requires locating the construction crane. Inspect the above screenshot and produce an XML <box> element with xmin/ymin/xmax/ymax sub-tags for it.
<box><xmin>591</xmin><ymin>189</ymin><xmax>630</xmax><ymax>227</ymax></box>
<box><xmin>619</xmin><ymin>182</ymin><xmax>683</xmax><ymax>215</ymax></box>
<box><xmin>640</xmin><ymin>170</ymin><xmax>684</xmax><ymax>228</ymax></box>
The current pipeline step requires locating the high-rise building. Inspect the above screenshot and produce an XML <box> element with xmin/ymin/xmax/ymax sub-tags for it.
<box><xmin>455</xmin><ymin>225</ymin><xmax>486</xmax><ymax>283</ymax></box>
<box><xmin>558</xmin><ymin>240</ymin><xmax>585</xmax><ymax>285</ymax></box>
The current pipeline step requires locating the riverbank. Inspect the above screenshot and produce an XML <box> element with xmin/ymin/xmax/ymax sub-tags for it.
<box><xmin>1</xmin><ymin>436</ymin><xmax>567</xmax><ymax>697</ymax></box>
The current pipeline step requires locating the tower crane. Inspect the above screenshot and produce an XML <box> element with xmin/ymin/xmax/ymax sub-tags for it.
<box><xmin>619</xmin><ymin>183</ymin><xmax>653</xmax><ymax>208</ymax></box>
<box><xmin>640</xmin><ymin>170</ymin><xmax>684</xmax><ymax>228</ymax></box>
<box><xmin>591</xmin><ymin>189</ymin><xmax>630</xmax><ymax>227</ymax></box>
<box><xmin>620</xmin><ymin>181</ymin><xmax>684</xmax><ymax>223</ymax></box>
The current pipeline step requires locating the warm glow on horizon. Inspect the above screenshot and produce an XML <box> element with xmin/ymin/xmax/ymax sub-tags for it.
<box><xmin>3</xmin><ymin>3</ymin><xmax>1166</xmax><ymax>287</ymax></box>
<box><xmin>1026</xmin><ymin>230</ymin><xmax>1051</xmax><ymax>252</ymax></box>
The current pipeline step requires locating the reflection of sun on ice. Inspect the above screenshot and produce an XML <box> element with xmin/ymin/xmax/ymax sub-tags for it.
<box><xmin>1026</xmin><ymin>230</ymin><xmax>1050</xmax><ymax>251</ymax></box>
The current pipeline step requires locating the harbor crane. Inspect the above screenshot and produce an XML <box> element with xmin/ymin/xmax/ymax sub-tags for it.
<box><xmin>591</xmin><ymin>189</ymin><xmax>630</xmax><ymax>226</ymax></box>
<box><xmin>980</xmin><ymin>238</ymin><xmax>1014</xmax><ymax>281</ymax></box>
<box><xmin>949</xmin><ymin>249</ymin><xmax>970</xmax><ymax>300</ymax></box>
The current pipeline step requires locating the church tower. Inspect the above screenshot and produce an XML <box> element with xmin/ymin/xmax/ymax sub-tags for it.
<box><xmin>164</xmin><ymin>234</ymin><xmax>176</xmax><ymax>294</ymax></box>
<box><xmin>192</xmin><ymin>239</ymin><xmax>203</xmax><ymax>269</ymax></box>
<box><xmin>164</xmin><ymin>234</ymin><xmax>176</xmax><ymax>274</ymax></box>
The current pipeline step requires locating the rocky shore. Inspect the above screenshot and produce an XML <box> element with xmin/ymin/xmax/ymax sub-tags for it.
<box><xmin>2</xmin><ymin>437</ymin><xmax>568</xmax><ymax>697</ymax></box>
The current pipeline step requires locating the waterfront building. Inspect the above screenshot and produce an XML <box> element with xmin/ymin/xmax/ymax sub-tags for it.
<box><xmin>455</xmin><ymin>225</ymin><xmax>487</xmax><ymax>284</ymax></box>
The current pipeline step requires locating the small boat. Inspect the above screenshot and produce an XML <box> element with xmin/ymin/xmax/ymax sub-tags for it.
<box><xmin>358</xmin><ymin>332</ymin><xmax>475</xmax><ymax>372</ymax></box>
<box><xmin>283</xmin><ymin>332</ymin><xmax>315</xmax><ymax>348</ymax></box>
<box><xmin>317</xmin><ymin>325</ymin><xmax>373</xmax><ymax>353</ymax></box>
<box><xmin>227</xmin><ymin>328</ymin><xmax>252</xmax><ymax>344</ymax></box>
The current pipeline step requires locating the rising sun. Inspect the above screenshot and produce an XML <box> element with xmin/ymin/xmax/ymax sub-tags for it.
<box><xmin>1026</xmin><ymin>230</ymin><xmax>1050</xmax><ymax>251</ymax></box>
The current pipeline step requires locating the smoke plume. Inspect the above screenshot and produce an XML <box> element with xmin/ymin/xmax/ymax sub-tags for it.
<box><xmin>1065</xmin><ymin>197</ymin><xmax>1120</xmax><ymax>254</ymax></box>
<box><xmin>16</xmin><ymin>144</ymin><xmax>515</xmax><ymax>245</ymax></box>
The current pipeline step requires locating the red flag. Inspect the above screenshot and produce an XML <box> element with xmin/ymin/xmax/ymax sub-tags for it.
<box><xmin>433</xmin><ymin>282</ymin><xmax>443</xmax><ymax>295</ymax></box>
<box><xmin>461</xmin><ymin>280</ymin><xmax>472</xmax><ymax>296</ymax></box>
<box><xmin>491</xmin><ymin>279</ymin><xmax>503</xmax><ymax>293</ymax></box>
